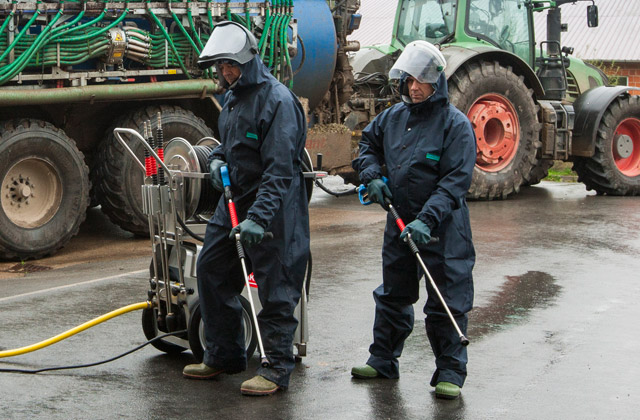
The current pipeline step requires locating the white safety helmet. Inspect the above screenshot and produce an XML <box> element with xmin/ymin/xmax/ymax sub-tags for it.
<box><xmin>389</xmin><ymin>41</ymin><xmax>446</xmax><ymax>84</ymax></box>
<box><xmin>198</xmin><ymin>21</ymin><xmax>258</xmax><ymax>69</ymax></box>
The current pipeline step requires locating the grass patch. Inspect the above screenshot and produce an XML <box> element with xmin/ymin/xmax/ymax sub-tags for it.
<box><xmin>544</xmin><ymin>161</ymin><xmax>578</xmax><ymax>182</ymax></box>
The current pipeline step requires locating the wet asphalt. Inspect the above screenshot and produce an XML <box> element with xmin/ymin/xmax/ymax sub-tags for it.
<box><xmin>0</xmin><ymin>179</ymin><xmax>639</xmax><ymax>419</ymax></box>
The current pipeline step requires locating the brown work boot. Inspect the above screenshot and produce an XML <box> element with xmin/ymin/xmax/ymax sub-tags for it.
<box><xmin>182</xmin><ymin>363</ymin><xmax>225</xmax><ymax>379</ymax></box>
<box><xmin>240</xmin><ymin>375</ymin><xmax>280</xmax><ymax>396</ymax></box>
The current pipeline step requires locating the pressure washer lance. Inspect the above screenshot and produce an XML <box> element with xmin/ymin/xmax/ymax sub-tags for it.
<box><xmin>143</xmin><ymin>123</ymin><xmax>160</xmax><ymax>294</ymax></box>
<box><xmin>383</xmin><ymin>197</ymin><xmax>470</xmax><ymax>346</ymax></box>
<box><xmin>220</xmin><ymin>165</ymin><xmax>271</xmax><ymax>367</ymax></box>
<box><xmin>145</xmin><ymin>121</ymin><xmax>158</xmax><ymax>185</ymax></box>
<box><xmin>146</xmin><ymin>119</ymin><xmax>174</xmax><ymax>330</ymax></box>
<box><xmin>155</xmin><ymin>112</ymin><xmax>165</xmax><ymax>185</ymax></box>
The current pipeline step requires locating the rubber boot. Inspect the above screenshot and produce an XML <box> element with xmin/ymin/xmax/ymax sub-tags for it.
<box><xmin>240</xmin><ymin>375</ymin><xmax>280</xmax><ymax>396</ymax></box>
<box><xmin>351</xmin><ymin>364</ymin><xmax>380</xmax><ymax>379</ymax></box>
<box><xmin>182</xmin><ymin>363</ymin><xmax>225</xmax><ymax>380</ymax></box>
<box><xmin>435</xmin><ymin>382</ymin><xmax>461</xmax><ymax>399</ymax></box>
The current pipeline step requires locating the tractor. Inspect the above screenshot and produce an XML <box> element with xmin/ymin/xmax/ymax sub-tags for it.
<box><xmin>347</xmin><ymin>0</ymin><xmax>640</xmax><ymax>199</ymax></box>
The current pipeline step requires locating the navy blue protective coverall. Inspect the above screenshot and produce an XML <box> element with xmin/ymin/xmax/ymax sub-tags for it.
<box><xmin>352</xmin><ymin>72</ymin><xmax>476</xmax><ymax>387</ymax></box>
<box><xmin>196</xmin><ymin>55</ymin><xmax>309</xmax><ymax>388</ymax></box>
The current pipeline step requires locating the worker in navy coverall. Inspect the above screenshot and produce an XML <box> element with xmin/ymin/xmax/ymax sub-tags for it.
<box><xmin>351</xmin><ymin>41</ymin><xmax>476</xmax><ymax>400</ymax></box>
<box><xmin>182</xmin><ymin>21</ymin><xmax>309</xmax><ymax>397</ymax></box>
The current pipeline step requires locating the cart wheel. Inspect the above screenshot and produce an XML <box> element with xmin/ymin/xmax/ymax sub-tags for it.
<box><xmin>141</xmin><ymin>307</ymin><xmax>188</xmax><ymax>355</ymax></box>
<box><xmin>187</xmin><ymin>296</ymin><xmax>258</xmax><ymax>363</ymax></box>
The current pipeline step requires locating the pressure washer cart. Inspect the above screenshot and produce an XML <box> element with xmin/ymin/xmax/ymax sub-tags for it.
<box><xmin>113</xmin><ymin>119</ymin><xmax>320</xmax><ymax>362</ymax></box>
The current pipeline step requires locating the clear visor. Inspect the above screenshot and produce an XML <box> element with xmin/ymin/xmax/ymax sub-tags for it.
<box><xmin>200</xmin><ymin>25</ymin><xmax>248</xmax><ymax>60</ymax></box>
<box><xmin>389</xmin><ymin>47</ymin><xmax>445</xmax><ymax>84</ymax></box>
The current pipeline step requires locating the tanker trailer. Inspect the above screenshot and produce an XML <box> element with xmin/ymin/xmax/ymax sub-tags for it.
<box><xmin>0</xmin><ymin>0</ymin><xmax>361</xmax><ymax>260</ymax></box>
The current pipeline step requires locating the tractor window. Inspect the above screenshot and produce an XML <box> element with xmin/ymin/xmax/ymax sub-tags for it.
<box><xmin>467</xmin><ymin>0</ymin><xmax>531</xmax><ymax>62</ymax></box>
<box><xmin>396</xmin><ymin>0</ymin><xmax>456</xmax><ymax>46</ymax></box>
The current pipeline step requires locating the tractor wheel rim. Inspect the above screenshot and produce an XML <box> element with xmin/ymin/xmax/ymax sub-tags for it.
<box><xmin>468</xmin><ymin>94</ymin><xmax>520</xmax><ymax>172</ymax></box>
<box><xmin>613</xmin><ymin>117</ymin><xmax>640</xmax><ymax>177</ymax></box>
<box><xmin>1</xmin><ymin>158</ymin><xmax>62</xmax><ymax>229</ymax></box>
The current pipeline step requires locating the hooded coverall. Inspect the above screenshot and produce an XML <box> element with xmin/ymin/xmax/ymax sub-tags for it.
<box><xmin>352</xmin><ymin>72</ymin><xmax>476</xmax><ymax>387</ymax></box>
<box><xmin>196</xmin><ymin>55</ymin><xmax>309</xmax><ymax>388</ymax></box>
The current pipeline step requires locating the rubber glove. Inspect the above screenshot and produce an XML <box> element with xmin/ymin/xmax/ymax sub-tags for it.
<box><xmin>367</xmin><ymin>178</ymin><xmax>392</xmax><ymax>209</ymax></box>
<box><xmin>400</xmin><ymin>219</ymin><xmax>432</xmax><ymax>247</ymax></box>
<box><xmin>229</xmin><ymin>219</ymin><xmax>265</xmax><ymax>248</ymax></box>
<box><xmin>209</xmin><ymin>159</ymin><xmax>227</xmax><ymax>192</ymax></box>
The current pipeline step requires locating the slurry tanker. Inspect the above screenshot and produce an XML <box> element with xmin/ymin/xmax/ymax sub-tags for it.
<box><xmin>0</xmin><ymin>0</ymin><xmax>361</xmax><ymax>259</ymax></box>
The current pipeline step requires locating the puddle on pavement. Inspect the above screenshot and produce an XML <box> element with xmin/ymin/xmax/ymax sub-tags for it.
<box><xmin>468</xmin><ymin>271</ymin><xmax>561</xmax><ymax>338</ymax></box>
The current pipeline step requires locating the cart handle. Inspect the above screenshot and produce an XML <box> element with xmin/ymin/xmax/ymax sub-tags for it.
<box><xmin>113</xmin><ymin>127</ymin><xmax>173</xmax><ymax>182</ymax></box>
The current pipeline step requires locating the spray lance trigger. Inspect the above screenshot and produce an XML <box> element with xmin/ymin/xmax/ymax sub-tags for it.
<box><xmin>220</xmin><ymin>164</ymin><xmax>232</xmax><ymax>198</ymax></box>
<box><xmin>357</xmin><ymin>176</ymin><xmax>389</xmax><ymax>205</ymax></box>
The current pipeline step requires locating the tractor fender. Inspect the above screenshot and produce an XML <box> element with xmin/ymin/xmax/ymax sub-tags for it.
<box><xmin>441</xmin><ymin>45</ymin><xmax>545</xmax><ymax>98</ymax></box>
<box><xmin>571</xmin><ymin>86</ymin><xmax>632</xmax><ymax>157</ymax></box>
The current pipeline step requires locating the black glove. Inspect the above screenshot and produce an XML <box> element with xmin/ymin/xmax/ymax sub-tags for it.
<box><xmin>229</xmin><ymin>219</ymin><xmax>265</xmax><ymax>248</ymax></box>
<box><xmin>209</xmin><ymin>159</ymin><xmax>227</xmax><ymax>192</ymax></box>
<box><xmin>367</xmin><ymin>178</ymin><xmax>392</xmax><ymax>209</ymax></box>
<box><xmin>400</xmin><ymin>219</ymin><xmax>432</xmax><ymax>247</ymax></box>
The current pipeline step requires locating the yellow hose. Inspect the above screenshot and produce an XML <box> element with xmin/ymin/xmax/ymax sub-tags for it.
<box><xmin>0</xmin><ymin>301</ymin><xmax>152</xmax><ymax>358</ymax></box>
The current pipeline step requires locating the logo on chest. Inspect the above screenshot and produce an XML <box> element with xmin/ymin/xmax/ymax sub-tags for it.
<box><xmin>426</xmin><ymin>153</ymin><xmax>440</xmax><ymax>162</ymax></box>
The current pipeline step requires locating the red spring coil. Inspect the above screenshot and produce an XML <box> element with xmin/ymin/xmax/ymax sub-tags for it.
<box><xmin>157</xmin><ymin>148</ymin><xmax>164</xmax><ymax>162</ymax></box>
<box><xmin>145</xmin><ymin>156</ymin><xmax>153</xmax><ymax>177</ymax></box>
<box><xmin>395</xmin><ymin>218</ymin><xmax>406</xmax><ymax>232</ymax></box>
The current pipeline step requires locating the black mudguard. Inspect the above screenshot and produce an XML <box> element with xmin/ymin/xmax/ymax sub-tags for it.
<box><xmin>572</xmin><ymin>86</ymin><xmax>632</xmax><ymax>157</ymax></box>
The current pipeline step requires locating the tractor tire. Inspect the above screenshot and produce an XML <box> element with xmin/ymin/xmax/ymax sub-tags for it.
<box><xmin>92</xmin><ymin>105</ymin><xmax>214</xmax><ymax>236</ymax></box>
<box><xmin>187</xmin><ymin>297</ymin><xmax>258</xmax><ymax>363</ymax></box>
<box><xmin>449</xmin><ymin>61</ymin><xmax>541</xmax><ymax>199</ymax></box>
<box><xmin>0</xmin><ymin>119</ymin><xmax>90</xmax><ymax>260</ymax></box>
<box><xmin>524</xmin><ymin>158</ymin><xmax>554</xmax><ymax>186</ymax></box>
<box><xmin>572</xmin><ymin>95</ymin><xmax>640</xmax><ymax>195</ymax></box>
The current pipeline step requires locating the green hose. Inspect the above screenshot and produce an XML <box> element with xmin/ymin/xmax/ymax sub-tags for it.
<box><xmin>206</xmin><ymin>0</ymin><xmax>214</xmax><ymax>28</ymax></box>
<box><xmin>186</xmin><ymin>2</ymin><xmax>214</xmax><ymax>79</ymax></box>
<box><xmin>0</xmin><ymin>6</ymin><xmax>65</xmax><ymax>83</ymax></box>
<box><xmin>55</xmin><ymin>7</ymin><xmax>128</xmax><ymax>43</ymax></box>
<box><xmin>146</xmin><ymin>0</ymin><xmax>191</xmax><ymax>78</ymax></box>
<box><xmin>0</xmin><ymin>8</ymin><xmax>41</xmax><ymax>63</ymax></box>
<box><xmin>0</xmin><ymin>0</ymin><xmax>296</xmax><ymax>84</ymax></box>
<box><xmin>258</xmin><ymin>5</ymin><xmax>272</xmax><ymax>58</ymax></box>
<box><xmin>245</xmin><ymin>0</ymin><xmax>251</xmax><ymax>31</ymax></box>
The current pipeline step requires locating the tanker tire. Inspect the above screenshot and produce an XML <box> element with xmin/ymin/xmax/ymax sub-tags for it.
<box><xmin>0</xmin><ymin>119</ymin><xmax>90</xmax><ymax>260</ymax></box>
<box><xmin>141</xmin><ymin>306</ymin><xmax>188</xmax><ymax>355</ymax></box>
<box><xmin>187</xmin><ymin>298</ymin><xmax>258</xmax><ymax>363</ymax></box>
<box><xmin>449</xmin><ymin>61</ymin><xmax>541</xmax><ymax>200</ymax></box>
<box><xmin>573</xmin><ymin>95</ymin><xmax>640</xmax><ymax>195</ymax></box>
<box><xmin>92</xmin><ymin>105</ymin><xmax>214</xmax><ymax>236</ymax></box>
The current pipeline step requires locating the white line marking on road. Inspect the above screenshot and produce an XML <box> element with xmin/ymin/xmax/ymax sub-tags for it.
<box><xmin>0</xmin><ymin>269</ymin><xmax>147</xmax><ymax>303</ymax></box>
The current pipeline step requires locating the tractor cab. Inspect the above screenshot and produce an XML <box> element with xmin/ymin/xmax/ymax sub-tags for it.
<box><xmin>393</xmin><ymin>0</ymin><xmax>535</xmax><ymax>65</ymax></box>
<box><xmin>392</xmin><ymin>1</ymin><xmax>600</xmax><ymax>77</ymax></box>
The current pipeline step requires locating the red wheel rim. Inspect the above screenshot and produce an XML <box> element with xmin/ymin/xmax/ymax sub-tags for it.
<box><xmin>468</xmin><ymin>94</ymin><xmax>520</xmax><ymax>172</ymax></box>
<box><xmin>613</xmin><ymin>117</ymin><xmax>640</xmax><ymax>177</ymax></box>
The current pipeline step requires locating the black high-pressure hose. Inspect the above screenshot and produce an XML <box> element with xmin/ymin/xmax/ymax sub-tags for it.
<box><xmin>300</xmin><ymin>160</ymin><xmax>357</xmax><ymax>198</ymax></box>
<box><xmin>0</xmin><ymin>330</ymin><xmax>187</xmax><ymax>374</ymax></box>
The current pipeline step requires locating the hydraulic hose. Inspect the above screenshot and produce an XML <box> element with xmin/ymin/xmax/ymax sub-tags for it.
<box><xmin>0</xmin><ymin>7</ymin><xmax>41</xmax><ymax>63</ymax></box>
<box><xmin>145</xmin><ymin>0</ymin><xmax>191</xmax><ymax>77</ymax></box>
<box><xmin>0</xmin><ymin>301</ymin><xmax>152</xmax><ymax>358</ymax></box>
<box><xmin>0</xmin><ymin>7</ymin><xmax>64</xmax><ymax>83</ymax></box>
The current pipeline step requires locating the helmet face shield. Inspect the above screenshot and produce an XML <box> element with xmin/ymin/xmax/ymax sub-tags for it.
<box><xmin>389</xmin><ymin>41</ymin><xmax>446</xmax><ymax>84</ymax></box>
<box><xmin>198</xmin><ymin>21</ymin><xmax>258</xmax><ymax>69</ymax></box>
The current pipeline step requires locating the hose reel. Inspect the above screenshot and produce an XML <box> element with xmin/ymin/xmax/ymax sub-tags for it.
<box><xmin>164</xmin><ymin>137</ymin><xmax>221</xmax><ymax>220</ymax></box>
